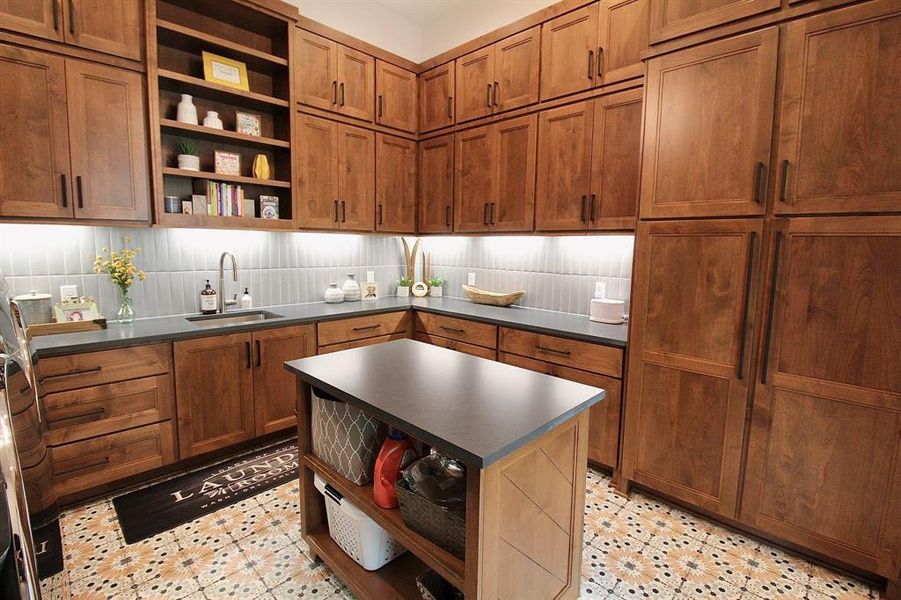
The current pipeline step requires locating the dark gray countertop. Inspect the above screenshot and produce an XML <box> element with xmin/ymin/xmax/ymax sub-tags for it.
<box><xmin>285</xmin><ymin>338</ymin><xmax>605</xmax><ymax>467</ymax></box>
<box><xmin>30</xmin><ymin>296</ymin><xmax>628</xmax><ymax>358</ymax></box>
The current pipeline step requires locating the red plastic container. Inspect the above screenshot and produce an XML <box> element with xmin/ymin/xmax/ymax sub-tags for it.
<box><xmin>373</xmin><ymin>431</ymin><xmax>416</xmax><ymax>509</ymax></box>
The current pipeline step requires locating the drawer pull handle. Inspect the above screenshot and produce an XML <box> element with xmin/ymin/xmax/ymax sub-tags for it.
<box><xmin>43</xmin><ymin>366</ymin><xmax>102</xmax><ymax>380</ymax></box>
<box><xmin>440</xmin><ymin>325</ymin><xmax>465</xmax><ymax>334</ymax></box>
<box><xmin>352</xmin><ymin>324</ymin><xmax>381</xmax><ymax>332</ymax></box>
<box><xmin>736</xmin><ymin>231</ymin><xmax>757</xmax><ymax>380</ymax></box>
<box><xmin>48</xmin><ymin>407</ymin><xmax>106</xmax><ymax>424</ymax></box>
<box><xmin>536</xmin><ymin>345</ymin><xmax>570</xmax><ymax>357</ymax></box>
<box><xmin>255</xmin><ymin>339</ymin><xmax>262</xmax><ymax>367</ymax></box>
<box><xmin>56</xmin><ymin>457</ymin><xmax>109</xmax><ymax>477</ymax></box>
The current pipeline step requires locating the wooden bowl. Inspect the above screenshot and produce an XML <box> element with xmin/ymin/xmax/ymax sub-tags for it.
<box><xmin>461</xmin><ymin>284</ymin><xmax>525</xmax><ymax>307</ymax></box>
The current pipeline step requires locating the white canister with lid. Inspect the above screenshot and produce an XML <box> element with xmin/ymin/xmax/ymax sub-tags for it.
<box><xmin>589</xmin><ymin>298</ymin><xmax>625</xmax><ymax>324</ymax></box>
<box><xmin>13</xmin><ymin>290</ymin><xmax>53</xmax><ymax>325</ymax></box>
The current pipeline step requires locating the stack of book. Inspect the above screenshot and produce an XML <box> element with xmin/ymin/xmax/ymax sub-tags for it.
<box><xmin>193</xmin><ymin>181</ymin><xmax>246</xmax><ymax>217</ymax></box>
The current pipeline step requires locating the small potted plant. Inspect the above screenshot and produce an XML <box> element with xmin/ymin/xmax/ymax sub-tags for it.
<box><xmin>177</xmin><ymin>140</ymin><xmax>200</xmax><ymax>171</ymax></box>
<box><xmin>427</xmin><ymin>276</ymin><xmax>445</xmax><ymax>297</ymax></box>
<box><xmin>396</xmin><ymin>276</ymin><xmax>413</xmax><ymax>297</ymax></box>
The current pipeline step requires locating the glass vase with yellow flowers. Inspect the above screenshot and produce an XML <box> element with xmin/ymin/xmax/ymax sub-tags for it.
<box><xmin>93</xmin><ymin>238</ymin><xmax>146</xmax><ymax>324</ymax></box>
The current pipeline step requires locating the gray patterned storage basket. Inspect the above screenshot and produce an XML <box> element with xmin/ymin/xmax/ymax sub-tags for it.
<box><xmin>311</xmin><ymin>388</ymin><xmax>387</xmax><ymax>485</ymax></box>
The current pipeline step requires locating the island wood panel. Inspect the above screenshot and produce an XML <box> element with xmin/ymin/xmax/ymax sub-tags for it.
<box><xmin>66</xmin><ymin>59</ymin><xmax>149</xmax><ymax>221</ymax></box>
<box><xmin>0</xmin><ymin>44</ymin><xmax>71</xmax><ymax>219</ymax></box>
<box><xmin>598</xmin><ymin>0</ymin><xmax>649</xmax><ymax>84</ymax></box>
<box><xmin>499</xmin><ymin>327</ymin><xmax>623</xmax><ymax>378</ymax></box>
<box><xmin>454</xmin><ymin>124</ymin><xmax>494</xmax><ymax>232</ymax></box>
<box><xmin>0</xmin><ymin>0</ymin><xmax>63</xmax><ymax>41</ymax></box>
<box><xmin>317</xmin><ymin>311</ymin><xmax>411</xmax><ymax>347</ymax></box>
<box><xmin>38</xmin><ymin>343</ymin><xmax>170</xmax><ymax>394</ymax></box>
<box><xmin>252</xmin><ymin>325</ymin><xmax>316</xmax><ymax>436</ymax></box>
<box><xmin>375</xmin><ymin>133</ymin><xmax>416</xmax><ymax>233</ymax></box>
<box><xmin>296</xmin><ymin>113</ymin><xmax>339</xmax><ymax>229</ymax></box>
<box><xmin>317</xmin><ymin>332</ymin><xmax>408</xmax><ymax>355</ymax></box>
<box><xmin>590</xmin><ymin>87</ymin><xmax>642</xmax><ymax>230</ymax></box>
<box><xmin>742</xmin><ymin>217</ymin><xmax>901</xmax><ymax>580</ymax></box>
<box><xmin>541</xmin><ymin>3</ymin><xmax>599</xmax><ymax>101</ymax></box>
<box><xmin>773</xmin><ymin>0</ymin><xmax>901</xmax><ymax>216</ymax></box>
<box><xmin>414</xmin><ymin>312</ymin><xmax>498</xmax><ymax>349</ymax></box>
<box><xmin>418</xmin><ymin>134</ymin><xmax>454</xmax><ymax>233</ymax></box>
<box><xmin>649</xmin><ymin>0</ymin><xmax>780</xmax><ymax>44</ymax></box>
<box><xmin>375</xmin><ymin>59</ymin><xmax>416</xmax><ymax>132</ymax></box>
<box><xmin>336</xmin><ymin>44</ymin><xmax>374</xmax><ymax>121</ymax></box>
<box><xmin>493</xmin><ymin>25</ymin><xmax>540</xmax><ymax>113</ymax></box>
<box><xmin>174</xmin><ymin>333</ymin><xmax>255</xmax><ymax>458</ymax></box>
<box><xmin>296</xmin><ymin>28</ymin><xmax>338</xmax><ymax>111</ymax></box>
<box><xmin>414</xmin><ymin>333</ymin><xmax>497</xmax><ymax>361</ymax></box>
<box><xmin>66</xmin><ymin>0</ymin><xmax>143</xmax><ymax>61</ymax></box>
<box><xmin>493</xmin><ymin>114</ymin><xmax>537</xmax><ymax>232</ymax></box>
<box><xmin>336</xmin><ymin>123</ymin><xmax>375</xmax><ymax>231</ymax></box>
<box><xmin>639</xmin><ymin>28</ymin><xmax>777</xmax><ymax>218</ymax></box>
<box><xmin>419</xmin><ymin>62</ymin><xmax>454</xmax><ymax>132</ymax></box>
<box><xmin>622</xmin><ymin>219</ymin><xmax>763</xmax><ymax>517</ymax></box>
<box><xmin>455</xmin><ymin>45</ymin><xmax>494</xmax><ymax>123</ymax></box>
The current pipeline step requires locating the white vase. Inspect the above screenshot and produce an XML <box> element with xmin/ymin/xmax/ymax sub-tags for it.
<box><xmin>177</xmin><ymin>154</ymin><xmax>200</xmax><ymax>171</ymax></box>
<box><xmin>324</xmin><ymin>283</ymin><xmax>344</xmax><ymax>303</ymax></box>
<box><xmin>176</xmin><ymin>94</ymin><xmax>198</xmax><ymax>125</ymax></box>
<box><xmin>203</xmin><ymin>111</ymin><xmax>223</xmax><ymax>129</ymax></box>
<box><xmin>396</xmin><ymin>286</ymin><xmax>410</xmax><ymax>298</ymax></box>
<box><xmin>430</xmin><ymin>285</ymin><xmax>443</xmax><ymax>297</ymax></box>
<box><xmin>342</xmin><ymin>274</ymin><xmax>361</xmax><ymax>302</ymax></box>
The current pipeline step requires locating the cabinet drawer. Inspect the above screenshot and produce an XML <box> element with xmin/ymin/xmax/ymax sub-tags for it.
<box><xmin>415</xmin><ymin>333</ymin><xmax>497</xmax><ymax>360</ymax></box>
<box><xmin>44</xmin><ymin>375</ymin><xmax>174</xmax><ymax>446</ymax></box>
<box><xmin>414</xmin><ymin>312</ymin><xmax>497</xmax><ymax>349</ymax></box>
<box><xmin>51</xmin><ymin>421</ymin><xmax>176</xmax><ymax>498</ymax></box>
<box><xmin>318</xmin><ymin>332</ymin><xmax>407</xmax><ymax>354</ymax></box>
<box><xmin>499</xmin><ymin>327</ymin><xmax>623</xmax><ymax>377</ymax></box>
<box><xmin>317</xmin><ymin>311</ymin><xmax>411</xmax><ymax>346</ymax></box>
<box><xmin>38</xmin><ymin>343</ymin><xmax>170</xmax><ymax>394</ymax></box>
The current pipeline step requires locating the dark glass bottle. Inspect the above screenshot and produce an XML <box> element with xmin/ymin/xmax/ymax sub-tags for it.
<box><xmin>200</xmin><ymin>280</ymin><xmax>217</xmax><ymax>315</ymax></box>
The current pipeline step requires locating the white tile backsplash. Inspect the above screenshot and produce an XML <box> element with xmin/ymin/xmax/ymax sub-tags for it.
<box><xmin>0</xmin><ymin>224</ymin><xmax>632</xmax><ymax>319</ymax></box>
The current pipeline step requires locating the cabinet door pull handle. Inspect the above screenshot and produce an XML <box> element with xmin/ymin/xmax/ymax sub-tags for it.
<box><xmin>597</xmin><ymin>46</ymin><xmax>604</xmax><ymax>77</ymax></box>
<box><xmin>56</xmin><ymin>457</ymin><xmax>109</xmax><ymax>477</ymax></box>
<box><xmin>378</xmin><ymin>203</ymin><xmax>383</xmax><ymax>225</ymax></box>
<box><xmin>341</xmin><ymin>200</ymin><xmax>346</xmax><ymax>223</ymax></box>
<box><xmin>483</xmin><ymin>202</ymin><xmax>489</xmax><ymax>225</ymax></box>
<box><xmin>76</xmin><ymin>175</ymin><xmax>84</xmax><ymax>209</ymax></box>
<box><xmin>42</xmin><ymin>366</ymin><xmax>102</xmax><ymax>380</ymax></box>
<box><xmin>445</xmin><ymin>205</ymin><xmax>451</xmax><ymax>228</ymax></box>
<box><xmin>736</xmin><ymin>231</ymin><xmax>756</xmax><ymax>380</ymax></box>
<box><xmin>48</xmin><ymin>407</ymin><xmax>105</xmax><ymax>425</ymax></box>
<box><xmin>52</xmin><ymin>0</ymin><xmax>60</xmax><ymax>31</ymax></box>
<box><xmin>580</xmin><ymin>194</ymin><xmax>587</xmax><ymax>222</ymax></box>
<box><xmin>447</xmin><ymin>96</ymin><xmax>453</xmax><ymax>119</ymax></box>
<box><xmin>245</xmin><ymin>341</ymin><xmax>252</xmax><ymax>369</ymax></box>
<box><xmin>332</xmin><ymin>80</ymin><xmax>337</xmax><ymax>104</ymax></box>
<box><xmin>339</xmin><ymin>82</ymin><xmax>345</xmax><ymax>106</ymax></box>
<box><xmin>60</xmin><ymin>174</ymin><xmax>68</xmax><ymax>208</ymax></box>
<box><xmin>68</xmin><ymin>0</ymin><xmax>75</xmax><ymax>35</ymax></box>
<box><xmin>334</xmin><ymin>200</ymin><xmax>339</xmax><ymax>222</ymax></box>
<box><xmin>255</xmin><ymin>339</ymin><xmax>262</xmax><ymax>367</ymax></box>
<box><xmin>587</xmin><ymin>49</ymin><xmax>594</xmax><ymax>80</ymax></box>
<box><xmin>378</xmin><ymin>94</ymin><xmax>383</xmax><ymax>117</ymax></box>
<box><xmin>778</xmin><ymin>159</ymin><xmax>789</xmax><ymax>202</ymax></box>
<box><xmin>752</xmin><ymin>162</ymin><xmax>765</xmax><ymax>203</ymax></box>
<box><xmin>760</xmin><ymin>231</ymin><xmax>783</xmax><ymax>384</ymax></box>
<box><xmin>493</xmin><ymin>81</ymin><xmax>499</xmax><ymax>106</ymax></box>
<box><xmin>440</xmin><ymin>325</ymin><xmax>465</xmax><ymax>334</ymax></box>
<box><xmin>489</xmin><ymin>202</ymin><xmax>495</xmax><ymax>225</ymax></box>
<box><xmin>352</xmin><ymin>324</ymin><xmax>381</xmax><ymax>332</ymax></box>
<box><xmin>486</xmin><ymin>84</ymin><xmax>492</xmax><ymax>108</ymax></box>
<box><xmin>589</xmin><ymin>193</ymin><xmax>597</xmax><ymax>222</ymax></box>
<box><xmin>537</xmin><ymin>345</ymin><xmax>571</xmax><ymax>357</ymax></box>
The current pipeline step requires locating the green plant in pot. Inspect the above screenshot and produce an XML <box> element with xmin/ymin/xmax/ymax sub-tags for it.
<box><xmin>177</xmin><ymin>140</ymin><xmax>200</xmax><ymax>171</ymax></box>
<box><xmin>397</xmin><ymin>276</ymin><xmax>413</xmax><ymax>297</ymax></box>
<box><xmin>427</xmin><ymin>276</ymin><xmax>445</xmax><ymax>297</ymax></box>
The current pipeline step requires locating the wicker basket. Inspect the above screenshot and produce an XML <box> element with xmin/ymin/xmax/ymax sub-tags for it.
<box><xmin>396</xmin><ymin>479</ymin><xmax>465</xmax><ymax>558</ymax></box>
<box><xmin>416</xmin><ymin>570</ymin><xmax>463</xmax><ymax>600</ymax></box>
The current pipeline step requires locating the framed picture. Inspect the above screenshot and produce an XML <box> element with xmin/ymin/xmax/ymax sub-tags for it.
<box><xmin>181</xmin><ymin>200</ymin><xmax>194</xmax><ymax>214</ymax></box>
<box><xmin>362</xmin><ymin>281</ymin><xmax>379</xmax><ymax>301</ymax></box>
<box><xmin>214</xmin><ymin>150</ymin><xmax>241</xmax><ymax>176</ymax></box>
<box><xmin>259</xmin><ymin>196</ymin><xmax>279</xmax><ymax>220</ymax></box>
<box><xmin>54</xmin><ymin>300</ymin><xmax>100</xmax><ymax>322</ymax></box>
<box><xmin>202</xmin><ymin>51</ymin><xmax>249</xmax><ymax>91</ymax></box>
<box><xmin>236</xmin><ymin>111</ymin><xmax>262</xmax><ymax>137</ymax></box>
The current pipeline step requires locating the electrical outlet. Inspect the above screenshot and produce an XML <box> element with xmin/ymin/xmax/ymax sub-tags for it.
<box><xmin>594</xmin><ymin>281</ymin><xmax>607</xmax><ymax>299</ymax></box>
<box><xmin>60</xmin><ymin>285</ymin><xmax>78</xmax><ymax>301</ymax></box>
<box><xmin>366</xmin><ymin>270</ymin><xmax>375</xmax><ymax>282</ymax></box>
<box><xmin>467</xmin><ymin>272</ymin><xmax>476</xmax><ymax>286</ymax></box>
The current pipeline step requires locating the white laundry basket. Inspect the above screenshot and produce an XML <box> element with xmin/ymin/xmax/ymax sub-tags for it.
<box><xmin>313</xmin><ymin>474</ymin><xmax>407</xmax><ymax>571</ymax></box>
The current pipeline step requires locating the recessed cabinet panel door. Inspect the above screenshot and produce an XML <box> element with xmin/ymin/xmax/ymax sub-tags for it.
<box><xmin>649</xmin><ymin>0</ymin><xmax>780</xmax><ymax>44</ymax></box>
<box><xmin>743</xmin><ymin>217</ymin><xmax>901</xmax><ymax>578</ymax></box>
<box><xmin>590</xmin><ymin>88</ymin><xmax>642</xmax><ymax>230</ymax></box>
<box><xmin>640</xmin><ymin>28</ymin><xmax>777</xmax><ymax>218</ymax></box>
<box><xmin>493</xmin><ymin>114</ymin><xmax>536</xmax><ymax>232</ymax></box>
<box><xmin>376</xmin><ymin>60</ymin><xmax>416</xmax><ymax>133</ymax></box>
<box><xmin>337</xmin><ymin>124</ymin><xmax>374</xmax><ymax>231</ymax></box>
<box><xmin>622</xmin><ymin>219</ymin><xmax>763</xmax><ymax>517</ymax></box>
<box><xmin>455</xmin><ymin>46</ymin><xmax>494</xmax><ymax>123</ymax></box>
<box><xmin>375</xmin><ymin>134</ymin><xmax>416</xmax><ymax>233</ymax></box>
<box><xmin>540</xmin><ymin>3</ymin><xmax>599</xmax><ymax>101</ymax></box>
<box><xmin>419</xmin><ymin>63</ymin><xmax>454</xmax><ymax>132</ymax></box>
<box><xmin>337</xmin><ymin>45</ymin><xmax>374</xmax><ymax>121</ymax></box>
<box><xmin>297</xmin><ymin>114</ymin><xmax>338</xmax><ymax>229</ymax></box>
<box><xmin>454</xmin><ymin>126</ymin><xmax>494</xmax><ymax>232</ymax></box>
<box><xmin>296</xmin><ymin>29</ymin><xmax>338</xmax><ymax>112</ymax></box>
<box><xmin>418</xmin><ymin>135</ymin><xmax>454</xmax><ymax>233</ymax></box>
<box><xmin>66</xmin><ymin>60</ymin><xmax>149</xmax><ymax>221</ymax></box>
<box><xmin>774</xmin><ymin>1</ymin><xmax>901</xmax><ymax>215</ymax></box>
<box><xmin>598</xmin><ymin>0</ymin><xmax>649</xmax><ymax>84</ymax></box>
<box><xmin>0</xmin><ymin>0</ymin><xmax>63</xmax><ymax>41</ymax></box>
<box><xmin>536</xmin><ymin>102</ymin><xmax>594</xmax><ymax>231</ymax></box>
<box><xmin>0</xmin><ymin>45</ymin><xmax>71</xmax><ymax>218</ymax></box>
<box><xmin>252</xmin><ymin>325</ymin><xmax>316</xmax><ymax>436</ymax></box>
<box><xmin>494</xmin><ymin>26</ymin><xmax>540</xmax><ymax>113</ymax></box>
<box><xmin>67</xmin><ymin>0</ymin><xmax>142</xmax><ymax>60</ymax></box>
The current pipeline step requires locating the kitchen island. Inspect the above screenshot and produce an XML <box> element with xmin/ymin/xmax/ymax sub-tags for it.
<box><xmin>285</xmin><ymin>339</ymin><xmax>605</xmax><ymax>599</ymax></box>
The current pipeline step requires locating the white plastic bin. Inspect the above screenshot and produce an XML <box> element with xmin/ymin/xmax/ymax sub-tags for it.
<box><xmin>313</xmin><ymin>474</ymin><xmax>406</xmax><ymax>571</ymax></box>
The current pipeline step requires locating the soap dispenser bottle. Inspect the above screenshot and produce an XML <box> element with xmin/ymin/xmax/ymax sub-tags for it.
<box><xmin>200</xmin><ymin>280</ymin><xmax>217</xmax><ymax>315</ymax></box>
<box><xmin>240</xmin><ymin>288</ymin><xmax>253</xmax><ymax>309</ymax></box>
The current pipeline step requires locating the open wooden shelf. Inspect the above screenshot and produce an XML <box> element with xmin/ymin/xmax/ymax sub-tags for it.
<box><xmin>158</xmin><ymin>69</ymin><xmax>290</xmax><ymax>110</ymax></box>
<box><xmin>303</xmin><ymin>453</ymin><xmax>465</xmax><ymax>590</ymax></box>
<box><xmin>161</xmin><ymin>167</ymin><xmax>291</xmax><ymax>188</ymax></box>
<box><xmin>160</xmin><ymin>119</ymin><xmax>290</xmax><ymax>149</ymax></box>
<box><xmin>154</xmin><ymin>211</ymin><xmax>295</xmax><ymax>230</ymax></box>
<box><xmin>156</xmin><ymin>19</ymin><xmax>288</xmax><ymax>73</ymax></box>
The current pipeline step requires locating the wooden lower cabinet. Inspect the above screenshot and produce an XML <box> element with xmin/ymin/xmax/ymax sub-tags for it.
<box><xmin>252</xmin><ymin>325</ymin><xmax>316</xmax><ymax>436</ymax></box>
<box><xmin>317</xmin><ymin>311</ymin><xmax>411</xmax><ymax>347</ymax></box>
<box><xmin>414</xmin><ymin>312</ymin><xmax>497</xmax><ymax>349</ymax></box>
<box><xmin>318</xmin><ymin>332</ymin><xmax>407</xmax><ymax>354</ymax></box>
<box><xmin>415</xmin><ymin>333</ymin><xmax>497</xmax><ymax>360</ymax></box>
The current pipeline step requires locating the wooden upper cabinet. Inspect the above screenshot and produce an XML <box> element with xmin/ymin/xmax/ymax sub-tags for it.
<box><xmin>336</xmin><ymin>123</ymin><xmax>374</xmax><ymax>231</ymax></box>
<box><xmin>0</xmin><ymin>45</ymin><xmax>71</xmax><ymax>219</ymax></box>
<box><xmin>493</xmin><ymin>26</ymin><xmax>540</xmax><ymax>113</ymax></box>
<box><xmin>337</xmin><ymin>45</ymin><xmax>374</xmax><ymax>121</ymax></box>
<box><xmin>774</xmin><ymin>1</ymin><xmax>901</xmax><ymax>216</ymax></box>
<box><xmin>649</xmin><ymin>0</ymin><xmax>780</xmax><ymax>44</ymax></box>
<box><xmin>65</xmin><ymin>0</ymin><xmax>142</xmax><ymax>61</ymax></box>
<box><xmin>252</xmin><ymin>325</ymin><xmax>316</xmax><ymax>436</ymax></box>
<box><xmin>296</xmin><ymin>29</ymin><xmax>338</xmax><ymax>112</ymax></box>
<box><xmin>536</xmin><ymin>101</ymin><xmax>595</xmax><ymax>231</ymax></box>
<box><xmin>541</xmin><ymin>3</ymin><xmax>598</xmax><ymax>101</ymax></box>
<box><xmin>640</xmin><ymin>28</ymin><xmax>778</xmax><ymax>219</ymax></box>
<box><xmin>174</xmin><ymin>333</ymin><xmax>255</xmax><ymax>458</ymax></box>
<box><xmin>419</xmin><ymin>63</ymin><xmax>454</xmax><ymax>133</ymax></box>
<box><xmin>590</xmin><ymin>88</ymin><xmax>642</xmax><ymax>230</ymax></box>
<box><xmin>297</xmin><ymin>113</ymin><xmax>339</xmax><ymax>229</ymax></box>
<box><xmin>455</xmin><ymin>46</ymin><xmax>494</xmax><ymax>123</ymax></box>
<box><xmin>0</xmin><ymin>0</ymin><xmax>63</xmax><ymax>41</ymax></box>
<box><xmin>65</xmin><ymin>60</ymin><xmax>149</xmax><ymax>221</ymax></box>
<box><xmin>418</xmin><ymin>134</ymin><xmax>454</xmax><ymax>233</ymax></box>
<box><xmin>598</xmin><ymin>0</ymin><xmax>649</xmax><ymax>84</ymax></box>
<box><xmin>376</xmin><ymin>60</ymin><xmax>416</xmax><ymax>133</ymax></box>
<box><xmin>622</xmin><ymin>219</ymin><xmax>764</xmax><ymax>517</ymax></box>
<box><xmin>455</xmin><ymin>125</ymin><xmax>494</xmax><ymax>232</ymax></box>
<box><xmin>492</xmin><ymin>114</ymin><xmax>536</xmax><ymax>232</ymax></box>
<box><xmin>375</xmin><ymin>134</ymin><xmax>416</xmax><ymax>233</ymax></box>
<box><xmin>742</xmin><ymin>217</ymin><xmax>901</xmax><ymax>579</ymax></box>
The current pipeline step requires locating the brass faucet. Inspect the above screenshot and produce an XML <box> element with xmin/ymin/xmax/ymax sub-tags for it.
<box><xmin>218</xmin><ymin>252</ymin><xmax>238</xmax><ymax>313</ymax></box>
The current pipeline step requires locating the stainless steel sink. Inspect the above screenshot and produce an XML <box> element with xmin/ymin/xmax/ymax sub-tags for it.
<box><xmin>186</xmin><ymin>310</ymin><xmax>283</xmax><ymax>328</ymax></box>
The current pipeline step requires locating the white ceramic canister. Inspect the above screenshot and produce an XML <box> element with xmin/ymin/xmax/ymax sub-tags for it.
<box><xmin>176</xmin><ymin>94</ymin><xmax>198</xmax><ymax>125</ymax></box>
<box><xmin>203</xmin><ymin>111</ymin><xmax>223</xmax><ymax>129</ymax></box>
<box><xmin>341</xmin><ymin>274</ymin><xmax>361</xmax><ymax>302</ymax></box>
<box><xmin>12</xmin><ymin>290</ymin><xmax>53</xmax><ymax>325</ymax></box>
<box><xmin>324</xmin><ymin>283</ymin><xmax>344</xmax><ymax>303</ymax></box>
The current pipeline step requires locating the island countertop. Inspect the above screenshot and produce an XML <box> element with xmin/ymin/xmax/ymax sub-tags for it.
<box><xmin>285</xmin><ymin>338</ymin><xmax>605</xmax><ymax>467</ymax></box>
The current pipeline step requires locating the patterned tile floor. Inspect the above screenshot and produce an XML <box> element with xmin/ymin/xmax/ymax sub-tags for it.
<box><xmin>39</xmin><ymin>468</ymin><xmax>882</xmax><ymax>599</ymax></box>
